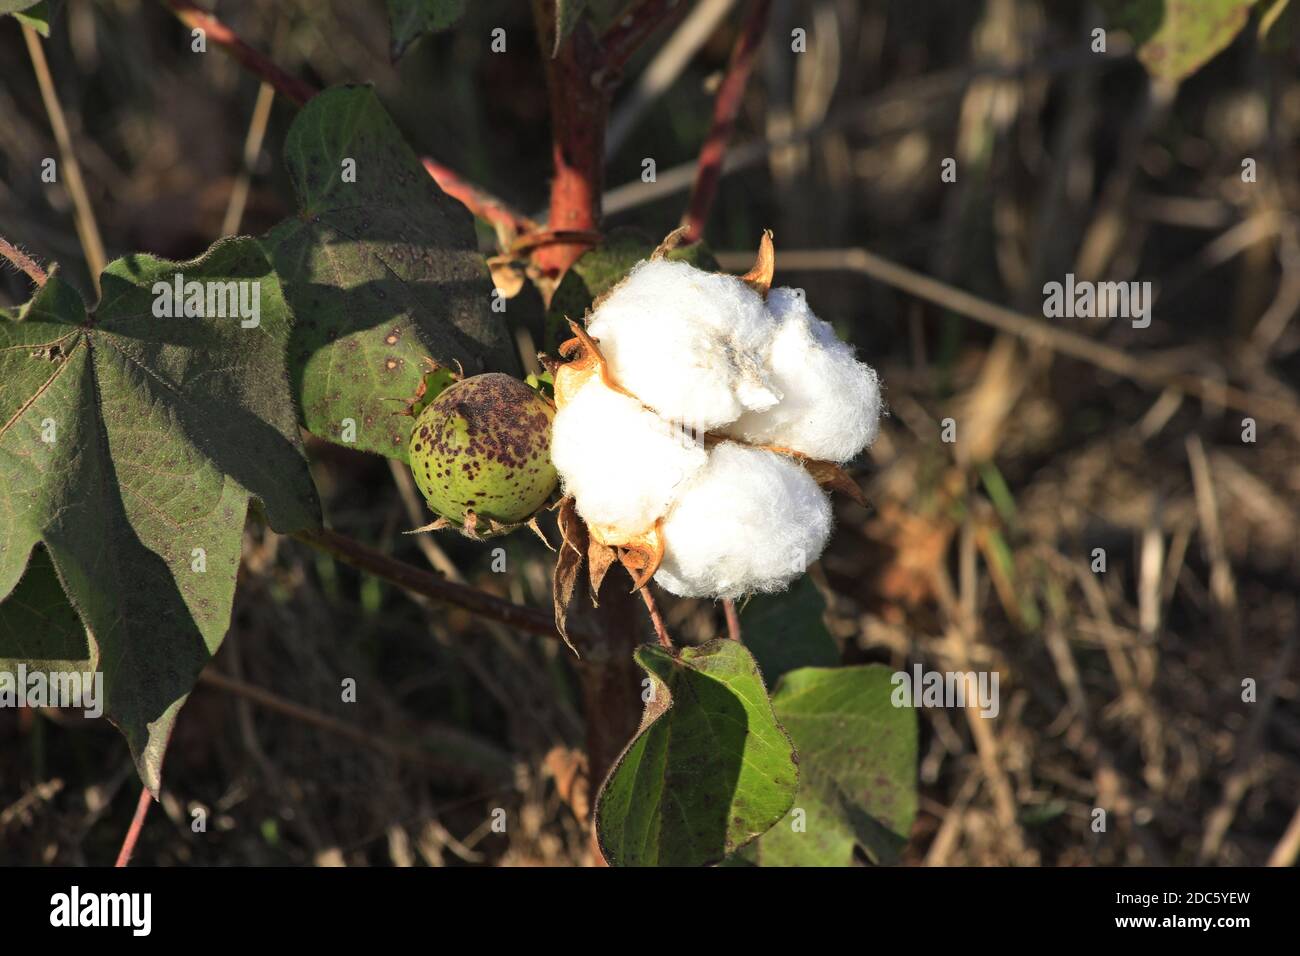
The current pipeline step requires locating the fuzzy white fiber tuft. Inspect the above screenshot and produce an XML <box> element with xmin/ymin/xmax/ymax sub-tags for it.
<box><xmin>550</xmin><ymin>376</ymin><xmax>707</xmax><ymax>539</ymax></box>
<box><xmin>585</xmin><ymin>259</ymin><xmax>780</xmax><ymax>430</ymax></box>
<box><xmin>723</xmin><ymin>287</ymin><xmax>883</xmax><ymax>462</ymax></box>
<box><xmin>652</xmin><ymin>442</ymin><xmax>833</xmax><ymax>599</ymax></box>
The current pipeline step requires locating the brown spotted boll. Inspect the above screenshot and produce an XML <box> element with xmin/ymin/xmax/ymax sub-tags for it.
<box><xmin>408</xmin><ymin>373</ymin><xmax>557</xmax><ymax>530</ymax></box>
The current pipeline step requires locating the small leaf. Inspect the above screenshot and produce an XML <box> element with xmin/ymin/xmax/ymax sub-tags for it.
<box><xmin>595</xmin><ymin>639</ymin><xmax>798</xmax><ymax>866</ymax></box>
<box><xmin>262</xmin><ymin>85</ymin><xmax>515</xmax><ymax>462</ymax></box>
<box><xmin>8</xmin><ymin>0</ymin><xmax>50</xmax><ymax>35</ymax></box>
<box><xmin>741</xmin><ymin>665</ymin><xmax>918</xmax><ymax>866</ymax></box>
<box><xmin>386</xmin><ymin>0</ymin><xmax>467</xmax><ymax>60</ymax></box>
<box><xmin>0</xmin><ymin>238</ymin><xmax>321</xmax><ymax>792</ymax></box>
<box><xmin>1103</xmin><ymin>0</ymin><xmax>1259</xmax><ymax>82</ymax></box>
<box><xmin>553</xmin><ymin>0</ymin><xmax>589</xmax><ymax>56</ymax></box>
<box><xmin>739</xmin><ymin>576</ymin><xmax>840</xmax><ymax>685</ymax></box>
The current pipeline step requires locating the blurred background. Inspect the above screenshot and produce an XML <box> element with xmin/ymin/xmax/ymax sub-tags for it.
<box><xmin>1</xmin><ymin>0</ymin><xmax>1298</xmax><ymax>866</ymax></box>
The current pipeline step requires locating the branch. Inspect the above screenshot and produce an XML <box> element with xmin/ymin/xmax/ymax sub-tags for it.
<box><xmin>165</xmin><ymin>0</ymin><xmax>315</xmax><ymax>106</ymax></box>
<box><xmin>421</xmin><ymin>158</ymin><xmax>539</xmax><ymax>237</ymax></box>
<box><xmin>291</xmin><ymin>526</ymin><xmax>594</xmax><ymax>645</ymax></box>
<box><xmin>114</xmin><ymin>786</ymin><xmax>153</xmax><ymax>867</ymax></box>
<box><xmin>160</xmin><ymin>1</ymin><xmax>535</xmax><ymax>238</ymax></box>
<box><xmin>533</xmin><ymin>0</ymin><xmax>609</xmax><ymax>279</ymax></box>
<box><xmin>598</xmin><ymin>0</ymin><xmax>694</xmax><ymax>79</ymax></box>
<box><xmin>0</xmin><ymin>235</ymin><xmax>48</xmax><ymax>287</ymax></box>
<box><xmin>722</xmin><ymin>597</ymin><xmax>741</xmax><ymax>641</ymax></box>
<box><xmin>680</xmin><ymin>0</ymin><xmax>771</xmax><ymax>243</ymax></box>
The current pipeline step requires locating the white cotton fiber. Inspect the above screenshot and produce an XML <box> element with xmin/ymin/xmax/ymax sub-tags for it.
<box><xmin>585</xmin><ymin>259</ymin><xmax>780</xmax><ymax>430</ymax></box>
<box><xmin>723</xmin><ymin>287</ymin><xmax>882</xmax><ymax>462</ymax></box>
<box><xmin>550</xmin><ymin>376</ymin><xmax>708</xmax><ymax>539</ymax></box>
<box><xmin>653</xmin><ymin>442</ymin><xmax>833</xmax><ymax>599</ymax></box>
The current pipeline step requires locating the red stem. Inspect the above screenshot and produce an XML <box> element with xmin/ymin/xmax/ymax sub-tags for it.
<box><xmin>0</xmin><ymin>235</ymin><xmax>48</xmax><ymax>287</ymax></box>
<box><xmin>114</xmin><ymin>785</ymin><xmax>153</xmax><ymax>867</ymax></box>
<box><xmin>166</xmin><ymin>0</ymin><xmax>316</xmax><ymax>107</ymax></box>
<box><xmin>533</xmin><ymin>0</ymin><xmax>609</xmax><ymax>279</ymax></box>
<box><xmin>640</xmin><ymin>586</ymin><xmax>674</xmax><ymax>650</ymax></box>
<box><xmin>161</xmin><ymin>1</ymin><xmax>535</xmax><ymax>237</ymax></box>
<box><xmin>681</xmin><ymin>0</ymin><xmax>772</xmax><ymax>243</ymax></box>
<box><xmin>723</xmin><ymin>597</ymin><xmax>741</xmax><ymax>641</ymax></box>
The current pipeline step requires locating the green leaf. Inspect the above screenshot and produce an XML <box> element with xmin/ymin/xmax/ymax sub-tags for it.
<box><xmin>0</xmin><ymin>238</ymin><xmax>321</xmax><ymax>791</ymax></box>
<box><xmin>1104</xmin><ymin>0</ymin><xmax>1259</xmax><ymax>81</ymax></box>
<box><xmin>545</xmin><ymin>228</ymin><xmax>717</xmax><ymax>351</ymax></box>
<box><xmin>262</xmin><ymin>86</ymin><xmax>515</xmax><ymax>462</ymax></box>
<box><xmin>742</xmin><ymin>665</ymin><xmax>918</xmax><ymax>866</ymax></box>
<box><xmin>552</xmin><ymin>0</ymin><xmax>589</xmax><ymax>55</ymax></box>
<box><xmin>595</xmin><ymin>639</ymin><xmax>798</xmax><ymax>867</ymax></box>
<box><xmin>386</xmin><ymin>0</ymin><xmax>467</xmax><ymax>60</ymax></box>
<box><xmin>0</xmin><ymin>546</ymin><xmax>86</xmax><ymax>670</ymax></box>
<box><xmin>739</xmin><ymin>576</ymin><xmax>840</xmax><ymax>685</ymax></box>
<box><xmin>9</xmin><ymin>0</ymin><xmax>49</xmax><ymax>35</ymax></box>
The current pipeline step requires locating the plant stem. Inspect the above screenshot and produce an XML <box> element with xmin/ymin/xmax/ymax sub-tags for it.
<box><xmin>723</xmin><ymin>597</ymin><xmax>742</xmax><ymax>641</ymax></box>
<box><xmin>640</xmin><ymin>585</ymin><xmax>674</xmax><ymax>650</ymax></box>
<box><xmin>114</xmin><ymin>785</ymin><xmax>153</xmax><ymax>867</ymax></box>
<box><xmin>420</xmin><ymin>158</ymin><xmax>539</xmax><ymax>237</ymax></box>
<box><xmin>533</xmin><ymin>0</ymin><xmax>609</xmax><ymax>280</ymax></box>
<box><xmin>290</xmin><ymin>526</ymin><xmax>592</xmax><ymax>645</ymax></box>
<box><xmin>680</xmin><ymin>0</ymin><xmax>771</xmax><ymax>242</ymax></box>
<box><xmin>0</xmin><ymin>235</ymin><xmax>48</xmax><ymax>287</ymax></box>
<box><xmin>165</xmin><ymin>0</ymin><xmax>315</xmax><ymax>106</ymax></box>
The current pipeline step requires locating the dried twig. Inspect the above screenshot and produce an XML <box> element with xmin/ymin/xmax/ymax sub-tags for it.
<box><xmin>23</xmin><ymin>24</ymin><xmax>106</xmax><ymax>296</ymax></box>
<box><xmin>713</xmin><ymin>247</ymin><xmax>1300</xmax><ymax>434</ymax></box>
<box><xmin>640</xmin><ymin>585</ymin><xmax>674</xmax><ymax>650</ymax></box>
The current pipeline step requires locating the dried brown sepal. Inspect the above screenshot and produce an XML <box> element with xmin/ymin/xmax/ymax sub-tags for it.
<box><xmin>487</xmin><ymin>255</ymin><xmax>527</xmax><ymax>299</ymax></box>
<box><xmin>803</xmin><ymin>459</ymin><xmax>866</xmax><ymax>506</ymax></box>
<box><xmin>551</xmin><ymin>496</ymin><xmax>586</xmax><ymax>655</ymax></box>
<box><xmin>405</xmin><ymin>517</ymin><xmax>451</xmax><ymax>534</ymax></box>
<box><xmin>614</xmin><ymin>521</ymin><xmax>666</xmax><ymax>592</ymax></box>
<box><xmin>462</xmin><ymin>510</ymin><xmax>479</xmax><ymax>538</ymax></box>
<box><xmin>650</xmin><ymin>225</ymin><xmax>692</xmax><ymax>260</ymax></box>
<box><xmin>740</xmin><ymin>229</ymin><xmax>775</xmax><ymax>299</ymax></box>
<box><xmin>554</xmin><ymin>319</ymin><xmax>639</xmax><ymax>408</ymax></box>
<box><xmin>527</xmin><ymin>516</ymin><xmax>556</xmax><ymax>551</ymax></box>
<box><xmin>587</xmin><ymin>538</ymin><xmax>618</xmax><ymax>603</ymax></box>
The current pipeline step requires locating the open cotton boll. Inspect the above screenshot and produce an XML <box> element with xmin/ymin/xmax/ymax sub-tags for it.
<box><xmin>585</xmin><ymin>259</ymin><xmax>780</xmax><ymax>430</ymax></box>
<box><xmin>551</xmin><ymin>376</ymin><xmax>708</xmax><ymax>540</ymax></box>
<box><xmin>723</xmin><ymin>287</ymin><xmax>882</xmax><ymax>463</ymax></box>
<box><xmin>653</xmin><ymin>442</ymin><xmax>833</xmax><ymax>600</ymax></box>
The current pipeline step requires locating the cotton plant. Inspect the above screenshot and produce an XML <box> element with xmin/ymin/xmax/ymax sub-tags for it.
<box><xmin>550</xmin><ymin>230</ymin><xmax>883</xmax><ymax>600</ymax></box>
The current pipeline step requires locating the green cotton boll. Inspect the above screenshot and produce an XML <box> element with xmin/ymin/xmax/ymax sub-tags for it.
<box><xmin>408</xmin><ymin>373</ymin><xmax>557</xmax><ymax>532</ymax></box>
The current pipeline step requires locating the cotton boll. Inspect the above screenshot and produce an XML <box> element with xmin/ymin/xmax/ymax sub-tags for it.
<box><xmin>653</xmin><ymin>443</ymin><xmax>832</xmax><ymax>599</ymax></box>
<box><xmin>723</xmin><ymin>287</ymin><xmax>882</xmax><ymax>462</ymax></box>
<box><xmin>551</xmin><ymin>376</ymin><xmax>708</xmax><ymax>540</ymax></box>
<box><xmin>586</xmin><ymin>259</ymin><xmax>780</xmax><ymax>430</ymax></box>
